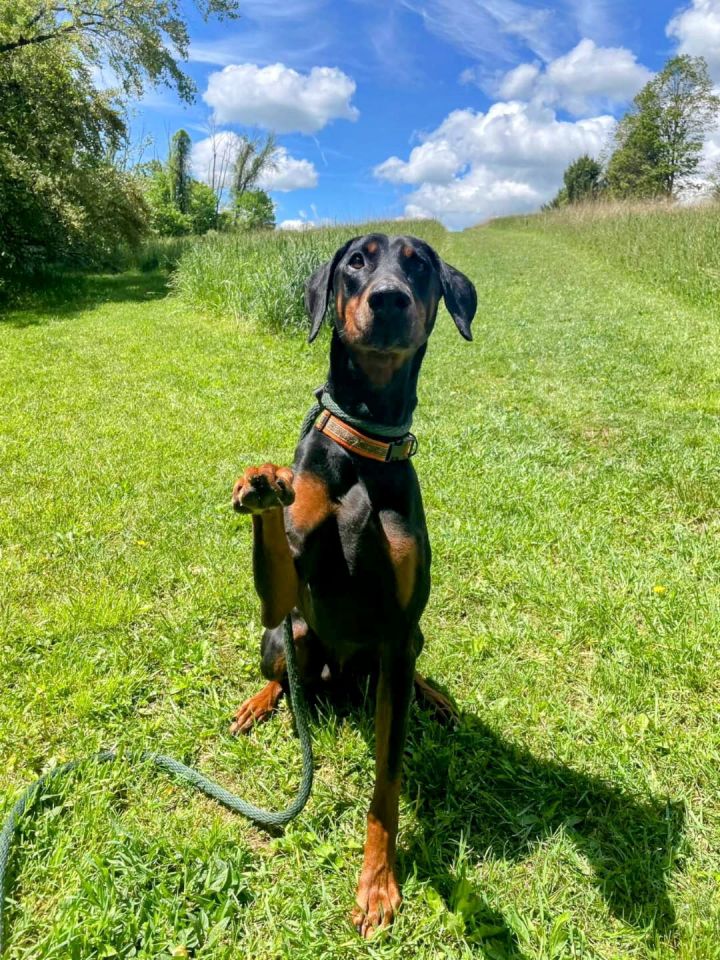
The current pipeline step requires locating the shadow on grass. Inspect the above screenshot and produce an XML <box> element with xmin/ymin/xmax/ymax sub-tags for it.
<box><xmin>0</xmin><ymin>271</ymin><xmax>170</xmax><ymax>328</ymax></box>
<box><xmin>313</xmin><ymin>683</ymin><xmax>684</xmax><ymax>955</ymax></box>
<box><xmin>394</xmin><ymin>704</ymin><xmax>684</xmax><ymax>956</ymax></box>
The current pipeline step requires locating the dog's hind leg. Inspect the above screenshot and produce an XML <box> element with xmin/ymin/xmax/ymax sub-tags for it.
<box><xmin>414</xmin><ymin>672</ymin><xmax>459</xmax><ymax>724</ymax></box>
<box><xmin>230</xmin><ymin>613</ymin><xmax>317</xmax><ymax>735</ymax></box>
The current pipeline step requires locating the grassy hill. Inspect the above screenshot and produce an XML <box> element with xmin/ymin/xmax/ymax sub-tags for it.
<box><xmin>2</xmin><ymin>208</ymin><xmax>719</xmax><ymax>958</ymax></box>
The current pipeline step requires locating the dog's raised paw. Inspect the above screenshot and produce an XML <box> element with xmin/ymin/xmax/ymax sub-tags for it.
<box><xmin>232</xmin><ymin>464</ymin><xmax>295</xmax><ymax>514</ymax></box>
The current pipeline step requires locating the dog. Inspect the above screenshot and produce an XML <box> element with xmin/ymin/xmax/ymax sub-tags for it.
<box><xmin>230</xmin><ymin>232</ymin><xmax>477</xmax><ymax>936</ymax></box>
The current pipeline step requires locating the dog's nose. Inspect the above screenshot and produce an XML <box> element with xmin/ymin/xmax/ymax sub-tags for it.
<box><xmin>368</xmin><ymin>287</ymin><xmax>411</xmax><ymax>316</ymax></box>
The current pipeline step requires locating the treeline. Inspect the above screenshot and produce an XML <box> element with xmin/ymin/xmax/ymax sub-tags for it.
<box><xmin>0</xmin><ymin>0</ymin><xmax>276</xmax><ymax>291</ymax></box>
<box><xmin>548</xmin><ymin>55</ymin><xmax>720</xmax><ymax>208</ymax></box>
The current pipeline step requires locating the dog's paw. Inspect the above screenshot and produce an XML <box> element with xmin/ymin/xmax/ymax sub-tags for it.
<box><xmin>414</xmin><ymin>673</ymin><xmax>459</xmax><ymax>726</ymax></box>
<box><xmin>232</xmin><ymin>464</ymin><xmax>295</xmax><ymax>514</ymax></box>
<box><xmin>351</xmin><ymin>867</ymin><xmax>402</xmax><ymax>938</ymax></box>
<box><xmin>229</xmin><ymin>681</ymin><xmax>284</xmax><ymax>735</ymax></box>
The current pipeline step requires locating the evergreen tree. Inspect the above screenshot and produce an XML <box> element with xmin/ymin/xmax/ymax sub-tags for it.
<box><xmin>168</xmin><ymin>129</ymin><xmax>192</xmax><ymax>214</ymax></box>
<box><xmin>564</xmin><ymin>155</ymin><xmax>604</xmax><ymax>203</ymax></box>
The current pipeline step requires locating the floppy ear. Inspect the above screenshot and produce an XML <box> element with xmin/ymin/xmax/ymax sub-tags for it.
<box><xmin>304</xmin><ymin>239</ymin><xmax>355</xmax><ymax>343</ymax></box>
<box><xmin>436</xmin><ymin>258</ymin><xmax>477</xmax><ymax>341</ymax></box>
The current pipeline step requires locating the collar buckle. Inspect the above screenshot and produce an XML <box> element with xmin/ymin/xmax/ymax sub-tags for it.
<box><xmin>386</xmin><ymin>433</ymin><xmax>418</xmax><ymax>461</ymax></box>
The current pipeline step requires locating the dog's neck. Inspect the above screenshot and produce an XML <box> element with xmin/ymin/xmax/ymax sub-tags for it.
<box><xmin>324</xmin><ymin>331</ymin><xmax>427</xmax><ymax>435</ymax></box>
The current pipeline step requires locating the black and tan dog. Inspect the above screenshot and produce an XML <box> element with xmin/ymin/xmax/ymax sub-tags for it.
<box><xmin>230</xmin><ymin>233</ymin><xmax>477</xmax><ymax>936</ymax></box>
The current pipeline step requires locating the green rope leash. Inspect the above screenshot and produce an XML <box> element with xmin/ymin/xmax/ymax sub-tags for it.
<box><xmin>0</xmin><ymin>614</ymin><xmax>312</xmax><ymax>955</ymax></box>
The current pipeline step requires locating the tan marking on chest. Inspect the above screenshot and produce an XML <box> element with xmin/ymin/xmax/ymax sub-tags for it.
<box><xmin>289</xmin><ymin>472</ymin><xmax>335</xmax><ymax>533</ymax></box>
<box><xmin>380</xmin><ymin>514</ymin><xmax>418</xmax><ymax>609</ymax></box>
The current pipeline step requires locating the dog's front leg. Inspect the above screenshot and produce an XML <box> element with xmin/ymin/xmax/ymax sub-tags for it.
<box><xmin>232</xmin><ymin>464</ymin><xmax>298</xmax><ymax>628</ymax></box>
<box><xmin>352</xmin><ymin>646</ymin><xmax>415</xmax><ymax>937</ymax></box>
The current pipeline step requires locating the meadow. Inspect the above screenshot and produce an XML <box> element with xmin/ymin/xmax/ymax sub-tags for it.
<box><xmin>1</xmin><ymin>204</ymin><xmax>720</xmax><ymax>959</ymax></box>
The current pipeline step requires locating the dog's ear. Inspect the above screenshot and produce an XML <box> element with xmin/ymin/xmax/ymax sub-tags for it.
<box><xmin>305</xmin><ymin>238</ymin><xmax>355</xmax><ymax>343</ymax></box>
<box><xmin>423</xmin><ymin>246</ymin><xmax>477</xmax><ymax>341</ymax></box>
<box><xmin>435</xmin><ymin>257</ymin><xmax>477</xmax><ymax>341</ymax></box>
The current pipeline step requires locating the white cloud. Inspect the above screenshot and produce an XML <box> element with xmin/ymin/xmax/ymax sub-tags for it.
<box><xmin>375</xmin><ymin>140</ymin><xmax>464</xmax><ymax>185</ymax></box>
<box><xmin>492</xmin><ymin>39</ymin><xmax>652</xmax><ymax>116</ymax></box>
<box><xmin>257</xmin><ymin>147</ymin><xmax>318</xmax><ymax>191</ymax></box>
<box><xmin>277</xmin><ymin>219</ymin><xmax>315</xmax><ymax>230</ymax></box>
<box><xmin>190</xmin><ymin>134</ymin><xmax>317</xmax><ymax>194</ymax></box>
<box><xmin>497</xmin><ymin>62</ymin><xmax>542</xmax><ymax>100</ymax></box>
<box><xmin>667</xmin><ymin>0</ymin><xmax>720</xmax><ymax>82</ymax></box>
<box><xmin>190</xmin><ymin>131</ymin><xmax>242</xmax><ymax>194</ymax></box>
<box><xmin>203</xmin><ymin>63</ymin><xmax>359</xmax><ymax>134</ymax></box>
<box><xmin>400</xmin><ymin>0</ymin><xmax>561</xmax><ymax>63</ymax></box>
<box><xmin>374</xmin><ymin>101</ymin><xmax>615</xmax><ymax>229</ymax></box>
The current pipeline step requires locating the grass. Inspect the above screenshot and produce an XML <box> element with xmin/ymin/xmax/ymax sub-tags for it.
<box><xmin>1</xmin><ymin>213</ymin><xmax>720</xmax><ymax>958</ymax></box>
<box><xmin>491</xmin><ymin>200</ymin><xmax>720</xmax><ymax>313</ymax></box>
<box><xmin>171</xmin><ymin>219</ymin><xmax>447</xmax><ymax>333</ymax></box>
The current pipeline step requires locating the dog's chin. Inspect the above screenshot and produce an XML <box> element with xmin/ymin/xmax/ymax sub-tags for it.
<box><xmin>350</xmin><ymin>345</ymin><xmax>416</xmax><ymax>389</ymax></box>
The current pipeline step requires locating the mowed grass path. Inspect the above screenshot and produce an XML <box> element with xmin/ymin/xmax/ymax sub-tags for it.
<box><xmin>2</xmin><ymin>227</ymin><xmax>720</xmax><ymax>959</ymax></box>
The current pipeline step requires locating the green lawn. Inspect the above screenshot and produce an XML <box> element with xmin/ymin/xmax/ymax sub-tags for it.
<box><xmin>2</xmin><ymin>224</ymin><xmax>720</xmax><ymax>959</ymax></box>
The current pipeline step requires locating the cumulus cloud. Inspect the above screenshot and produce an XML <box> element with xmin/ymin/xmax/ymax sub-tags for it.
<box><xmin>491</xmin><ymin>39</ymin><xmax>652</xmax><ymax>116</ymax></box>
<box><xmin>257</xmin><ymin>147</ymin><xmax>318</xmax><ymax>191</ymax></box>
<box><xmin>375</xmin><ymin>140</ymin><xmax>465</xmax><ymax>185</ymax></box>
<box><xmin>374</xmin><ymin>101</ymin><xmax>616</xmax><ymax>229</ymax></box>
<box><xmin>190</xmin><ymin>131</ymin><xmax>242</xmax><ymax>195</ymax></box>
<box><xmin>203</xmin><ymin>63</ymin><xmax>359</xmax><ymax>134</ymax></box>
<box><xmin>667</xmin><ymin>0</ymin><xmax>720</xmax><ymax>82</ymax></box>
<box><xmin>190</xmin><ymin>134</ymin><xmax>318</xmax><ymax>193</ymax></box>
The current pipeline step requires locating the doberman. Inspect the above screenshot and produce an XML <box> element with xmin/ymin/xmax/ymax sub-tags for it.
<box><xmin>230</xmin><ymin>233</ymin><xmax>477</xmax><ymax>936</ymax></box>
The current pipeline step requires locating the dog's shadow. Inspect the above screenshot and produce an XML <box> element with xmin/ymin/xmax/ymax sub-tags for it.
<box><xmin>398</xmin><ymin>705</ymin><xmax>684</xmax><ymax>954</ymax></box>
<box><xmin>321</xmin><ymin>687</ymin><xmax>685</xmax><ymax>955</ymax></box>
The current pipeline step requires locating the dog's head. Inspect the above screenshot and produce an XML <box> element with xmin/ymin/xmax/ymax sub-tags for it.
<box><xmin>305</xmin><ymin>234</ymin><xmax>477</xmax><ymax>383</ymax></box>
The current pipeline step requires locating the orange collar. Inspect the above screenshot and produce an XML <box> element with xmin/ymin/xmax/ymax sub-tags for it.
<box><xmin>314</xmin><ymin>409</ymin><xmax>418</xmax><ymax>462</ymax></box>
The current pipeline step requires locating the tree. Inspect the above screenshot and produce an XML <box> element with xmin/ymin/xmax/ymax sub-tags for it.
<box><xmin>0</xmin><ymin>0</ymin><xmax>239</xmax><ymax>101</ymax></box>
<box><xmin>545</xmin><ymin>154</ymin><xmax>605</xmax><ymax>209</ymax></box>
<box><xmin>231</xmin><ymin>134</ymin><xmax>276</xmax><ymax>223</ymax></box>
<box><xmin>234</xmin><ymin>190</ymin><xmax>275</xmax><ymax>231</ymax></box>
<box><xmin>0</xmin><ymin>0</ymin><xmax>237</xmax><ymax>282</ymax></box>
<box><xmin>0</xmin><ymin>39</ymin><xmax>147</xmax><ymax>280</ymax></box>
<box><xmin>543</xmin><ymin>187</ymin><xmax>568</xmax><ymax>211</ymax></box>
<box><xmin>189</xmin><ymin>180</ymin><xmax>218</xmax><ymax>234</ymax></box>
<box><xmin>168</xmin><ymin>129</ymin><xmax>192</xmax><ymax>214</ymax></box>
<box><xmin>606</xmin><ymin>55</ymin><xmax>720</xmax><ymax>199</ymax></box>
<box><xmin>564</xmin><ymin>155</ymin><xmax>604</xmax><ymax>203</ymax></box>
<box><xmin>138</xmin><ymin>157</ymin><xmax>220</xmax><ymax>236</ymax></box>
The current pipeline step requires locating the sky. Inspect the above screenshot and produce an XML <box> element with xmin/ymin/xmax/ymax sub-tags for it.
<box><xmin>126</xmin><ymin>0</ymin><xmax>720</xmax><ymax>230</ymax></box>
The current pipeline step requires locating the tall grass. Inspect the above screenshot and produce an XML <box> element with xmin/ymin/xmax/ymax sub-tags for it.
<box><xmin>489</xmin><ymin>200</ymin><xmax>720</xmax><ymax>313</ymax></box>
<box><xmin>170</xmin><ymin>220</ymin><xmax>447</xmax><ymax>333</ymax></box>
<box><xmin>116</xmin><ymin>235</ymin><xmax>193</xmax><ymax>273</ymax></box>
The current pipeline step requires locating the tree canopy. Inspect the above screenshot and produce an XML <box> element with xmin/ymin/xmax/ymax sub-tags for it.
<box><xmin>606</xmin><ymin>55</ymin><xmax>720</xmax><ymax>199</ymax></box>
<box><xmin>0</xmin><ymin>0</ymin><xmax>239</xmax><ymax>101</ymax></box>
<box><xmin>234</xmin><ymin>190</ymin><xmax>276</xmax><ymax>231</ymax></box>
<box><xmin>0</xmin><ymin>0</ymin><xmax>239</xmax><ymax>284</ymax></box>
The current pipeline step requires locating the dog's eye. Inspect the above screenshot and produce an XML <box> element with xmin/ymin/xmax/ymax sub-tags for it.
<box><xmin>414</xmin><ymin>258</ymin><xmax>427</xmax><ymax>272</ymax></box>
<box><xmin>348</xmin><ymin>253</ymin><xmax>365</xmax><ymax>270</ymax></box>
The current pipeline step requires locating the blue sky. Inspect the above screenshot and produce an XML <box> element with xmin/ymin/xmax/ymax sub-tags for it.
<box><xmin>128</xmin><ymin>0</ymin><xmax>720</xmax><ymax>229</ymax></box>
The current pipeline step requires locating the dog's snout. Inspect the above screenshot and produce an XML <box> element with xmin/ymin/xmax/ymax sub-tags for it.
<box><xmin>368</xmin><ymin>287</ymin><xmax>411</xmax><ymax>316</ymax></box>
